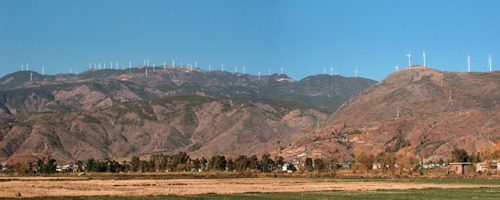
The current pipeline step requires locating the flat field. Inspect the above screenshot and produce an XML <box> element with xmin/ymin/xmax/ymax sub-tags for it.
<box><xmin>1</xmin><ymin>173</ymin><xmax>500</xmax><ymax>199</ymax></box>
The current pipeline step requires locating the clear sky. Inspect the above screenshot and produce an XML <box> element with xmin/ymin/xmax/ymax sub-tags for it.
<box><xmin>1</xmin><ymin>0</ymin><xmax>499</xmax><ymax>81</ymax></box>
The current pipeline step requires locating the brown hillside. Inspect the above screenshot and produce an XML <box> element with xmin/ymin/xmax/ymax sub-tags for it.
<box><xmin>274</xmin><ymin>66</ymin><xmax>500</xmax><ymax>162</ymax></box>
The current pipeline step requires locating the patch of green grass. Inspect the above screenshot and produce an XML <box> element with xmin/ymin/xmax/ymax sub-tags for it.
<box><xmin>23</xmin><ymin>187</ymin><xmax>500</xmax><ymax>199</ymax></box>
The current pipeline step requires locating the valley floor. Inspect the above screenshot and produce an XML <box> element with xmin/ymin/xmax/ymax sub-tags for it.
<box><xmin>1</xmin><ymin>173</ymin><xmax>500</xmax><ymax>199</ymax></box>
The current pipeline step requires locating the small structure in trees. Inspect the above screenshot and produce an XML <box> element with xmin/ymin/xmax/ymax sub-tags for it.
<box><xmin>450</xmin><ymin>162</ymin><xmax>471</xmax><ymax>175</ymax></box>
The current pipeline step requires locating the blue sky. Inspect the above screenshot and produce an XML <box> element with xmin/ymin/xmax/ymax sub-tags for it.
<box><xmin>1</xmin><ymin>0</ymin><xmax>499</xmax><ymax>81</ymax></box>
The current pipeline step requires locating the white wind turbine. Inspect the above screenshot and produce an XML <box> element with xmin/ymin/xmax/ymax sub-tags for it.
<box><xmin>268</xmin><ymin>68</ymin><xmax>271</xmax><ymax>75</ymax></box>
<box><xmin>153</xmin><ymin>63</ymin><xmax>155</xmax><ymax>71</ymax></box>
<box><xmin>423</xmin><ymin>51</ymin><xmax>426</xmax><ymax>67</ymax></box>
<box><xmin>164</xmin><ymin>62</ymin><xmax>166</xmax><ymax>70</ymax></box>
<box><xmin>147</xmin><ymin>60</ymin><xmax>149</xmax><ymax>67</ymax></box>
<box><xmin>395</xmin><ymin>62</ymin><xmax>399</xmax><ymax>71</ymax></box>
<box><xmin>323</xmin><ymin>67</ymin><xmax>326</xmax><ymax>74</ymax></box>
<box><xmin>280</xmin><ymin>66</ymin><xmax>283</xmax><ymax>74</ymax></box>
<box><xmin>172</xmin><ymin>59</ymin><xmax>175</xmax><ymax>68</ymax></box>
<box><xmin>467</xmin><ymin>53</ymin><xmax>471</xmax><ymax>72</ymax></box>
<box><xmin>27</xmin><ymin>63</ymin><xmax>28</xmax><ymax>71</ymax></box>
<box><xmin>122</xmin><ymin>65</ymin><xmax>124</xmax><ymax>70</ymax></box>
<box><xmin>235</xmin><ymin>66</ymin><xmax>237</xmax><ymax>73</ymax></box>
<box><xmin>489</xmin><ymin>54</ymin><xmax>492</xmax><ymax>71</ymax></box>
<box><xmin>89</xmin><ymin>63</ymin><xmax>91</xmax><ymax>69</ymax></box>
<box><xmin>111</xmin><ymin>62</ymin><xmax>113</xmax><ymax>69</ymax></box>
<box><xmin>243</xmin><ymin>66</ymin><xmax>245</xmax><ymax>74</ymax></box>
<box><xmin>129</xmin><ymin>61</ymin><xmax>131</xmax><ymax>69</ymax></box>
<box><xmin>94</xmin><ymin>63</ymin><xmax>96</xmax><ymax>69</ymax></box>
<box><xmin>144</xmin><ymin>59</ymin><xmax>146</xmax><ymax>66</ymax></box>
<box><xmin>208</xmin><ymin>64</ymin><xmax>211</xmax><ymax>71</ymax></box>
<box><xmin>406</xmin><ymin>49</ymin><xmax>411</xmax><ymax>67</ymax></box>
<box><xmin>330</xmin><ymin>66</ymin><xmax>333</xmax><ymax>75</ymax></box>
<box><xmin>104</xmin><ymin>64</ymin><xmax>106</xmax><ymax>69</ymax></box>
<box><xmin>354</xmin><ymin>67</ymin><xmax>358</xmax><ymax>77</ymax></box>
<box><xmin>116</xmin><ymin>62</ymin><xmax>118</xmax><ymax>70</ymax></box>
<box><xmin>70</xmin><ymin>68</ymin><xmax>72</xmax><ymax>74</ymax></box>
<box><xmin>21</xmin><ymin>65</ymin><xmax>23</xmax><ymax>71</ymax></box>
<box><xmin>258</xmin><ymin>70</ymin><xmax>261</xmax><ymax>79</ymax></box>
<box><xmin>222</xmin><ymin>64</ymin><xmax>224</xmax><ymax>71</ymax></box>
<box><xmin>42</xmin><ymin>67</ymin><xmax>44</xmax><ymax>75</ymax></box>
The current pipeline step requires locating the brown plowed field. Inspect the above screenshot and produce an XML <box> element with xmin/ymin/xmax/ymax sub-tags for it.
<box><xmin>1</xmin><ymin>176</ymin><xmax>499</xmax><ymax>198</ymax></box>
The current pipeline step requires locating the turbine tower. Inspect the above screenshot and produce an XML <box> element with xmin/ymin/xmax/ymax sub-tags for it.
<box><xmin>258</xmin><ymin>70</ymin><xmax>261</xmax><ymax>79</ymax></box>
<box><xmin>208</xmin><ymin>64</ymin><xmax>211</xmax><ymax>71</ymax></box>
<box><xmin>94</xmin><ymin>63</ymin><xmax>96</xmax><ymax>69</ymax></box>
<box><xmin>42</xmin><ymin>67</ymin><xmax>44</xmax><ymax>75</ymax></box>
<box><xmin>153</xmin><ymin>63</ymin><xmax>155</xmax><ymax>71</ymax></box>
<box><xmin>235</xmin><ymin>66</ymin><xmax>237</xmax><ymax>73</ymax></box>
<box><xmin>467</xmin><ymin>53</ymin><xmax>471</xmax><ymax>72</ymax></box>
<box><xmin>423</xmin><ymin>51</ymin><xmax>426</xmax><ymax>67</ymax></box>
<box><xmin>354</xmin><ymin>67</ymin><xmax>358</xmax><ymax>77</ymax></box>
<box><xmin>330</xmin><ymin>66</ymin><xmax>333</xmax><ymax>75</ymax></box>
<box><xmin>116</xmin><ymin>62</ymin><xmax>118</xmax><ymax>70</ymax></box>
<box><xmin>164</xmin><ymin>62</ymin><xmax>166</xmax><ymax>70</ymax></box>
<box><xmin>323</xmin><ymin>67</ymin><xmax>326</xmax><ymax>74</ymax></box>
<box><xmin>395</xmin><ymin>62</ymin><xmax>399</xmax><ymax>71</ymax></box>
<box><xmin>129</xmin><ymin>61</ymin><xmax>131</xmax><ymax>69</ymax></box>
<box><xmin>89</xmin><ymin>63</ymin><xmax>91</xmax><ymax>69</ymax></box>
<box><xmin>27</xmin><ymin>63</ymin><xmax>28</xmax><ymax>71</ymax></box>
<box><xmin>22</xmin><ymin>65</ymin><xmax>23</xmax><ymax>71</ymax></box>
<box><xmin>104</xmin><ymin>64</ymin><xmax>106</xmax><ymax>69</ymax></box>
<box><xmin>195</xmin><ymin>61</ymin><xmax>197</xmax><ymax>69</ymax></box>
<box><xmin>243</xmin><ymin>66</ymin><xmax>245</xmax><ymax>74</ymax></box>
<box><xmin>406</xmin><ymin>49</ymin><xmax>411</xmax><ymax>67</ymax></box>
<box><xmin>70</xmin><ymin>68</ymin><xmax>72</xmax><ymax>74</ymax></box>
<box><xmin>172</xmin><ymin>59</ymin><xmax>175</xmax><ymax>67</ymax></box>
<box><xmin>489</xmin><ymin>54</ymin><xmax>492</xmax><ymax>71</ymax></box>
<box><xmin>268</xmin><ymin>68</ymin><xmax>271</xmax><ymax>75</ymax></box>
<box><xmin>280</xmin><ymin>66</ymin><xmax>283</xmax><ymax>74</ymax></box>
<box><xmin>222</xmin><ymin>64</ymin><xmax>224</xmax><ymax>71</ymax></box>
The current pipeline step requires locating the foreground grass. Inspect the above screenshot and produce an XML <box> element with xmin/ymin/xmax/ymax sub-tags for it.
<box><xmin>24</xmin><ymin>187</ymin><xmax>500</xmax><ymax>200</ymax></box>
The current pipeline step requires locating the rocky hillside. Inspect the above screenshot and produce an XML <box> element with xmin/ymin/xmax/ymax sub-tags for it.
<box><xmin>0</xmin><ymin>66</ymin><xmax>377</xmax><ymax>117</ymax></box>
<box><xmin>0</xmin><ymin>95</ymin><xmax>328</xmax><ymax>162</ymax></box>
<box><xmin>274</xmin><ymin>66</ymin><xmax>500</xmax><ymax>162</ymax></box>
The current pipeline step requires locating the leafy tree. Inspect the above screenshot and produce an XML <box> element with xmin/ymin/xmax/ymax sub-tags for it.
<box><xmin>261</xmin><ymin>153</ymin><xmax>274</xmax><ymax>172</ymax></box>
<box><xmin>314</xmin><ymin>158</ymin><xmax>325</xmax><ymax>173</ymax></box>
<box><xmin>451</xmin><ymin>149</ymin><xmax>469</xmax><ymax>162</ymax></box>
<box><xmin>226</xmin><ymin>159</ymin><xmax>235</xmax><ymax>171</ymax></box>
<box><xmin>304</xmin><ymin>158</ymin><xmax>313</xmax><ymax>172</ymax></box>
<box><xmin>130</xmin><ymin>157</ymin><xmax>140</xmax><ymax>172</ymax></box>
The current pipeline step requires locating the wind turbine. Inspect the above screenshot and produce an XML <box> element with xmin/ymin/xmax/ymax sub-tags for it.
<box><xmin>21</xmin><ymin>65</ymin><xmax>23</xmax><ymax>71</ymax></box>
<box><xmin>243</xmin><ymin>66</ymin><xmax>245</xmax><ymax>74</ymax></box>
<box><xmin>423</xmin><ymin>51</ymin><xmax>426</xmax><ymax>67</ymax></box>
<box><xmin>268</xmin><ymin>68</ymin><xmax>271</xmax><ymax>75</ymax></box>
<box><xmin>395</xmin><ymin>62</ymin><xmax>399</xmax><ymax>71</ymax></box>
<box><xmin>222</xmin><ymin>64</ymin><xmax>224</xmax><ymax>71</ymax></box>
<box><xmin>406</xmin><ymin>49</ymin><xmax>411</xmax><ymax>67</ymax></box>
<box><xmin>122</xmin><ymin>65</ymin><xmax>124</xmax><ymax>70</ymax></box>
<box><xmin>280</xmin><ymin>66</ymin><xmax>283</xmax><ymax>74</ymax></box>
<box><xmin>330</xmin><ymin>66</ymin><xmax>333</xmax><ymax>75</ymax></box>
<box><xmin>94</xmin><ymin>63</ymin><xmax>96</xmax><ymax>69</ymax></box>
<box><xmin>129</xmin><ymin>61</ymin><xmax>131</xmax><ymax>69</ymax></box>
<box><xmin>27</xmin><ymin>63</ymin><xmax>28</xmax><ymax>71</ymax></box>
<box><xmin>354</xmin><ymin>67</ymin><xmax>358</xmax><ymax>77</ymax></box>
<box><xmin>147</xmin><ymin>60</ymin><xmax>149</xmax><ymax>67</ymax></box>
<box><xmin>467</xmin><ymin>53</ymin><xmax>471</xmax><ymax>72</ymax></box>
<box><xmin>489</xmin><ymin>54</ymin><xmax>492</xmax><ymax>71</ymax></box>
<box><xmin>111</xmin><ymin>62</ymin><xmax>113</xmax><ymax>69</ymax></box>
<box><xmin>153</xmin><ymin>63</ymin><xmax>155</xmax><ymax>71</ymax></box>
<box><xmin>70</xmin><ymin>68</ymin><xmax>72</xmax><ymax>74</ymax></box>
<box><xmin>144</xmin><ymin>59</ymin><xmax>145</xmax><ymax>66</ymax></box>
<box><xmin>104</xmin><ymin>64</ymin><xmax>106</xmax><ymax>69</ymax></box>
<box><xmin>164</xmin><ymin>62</ymin><xmax>166</xmax><ymax>70</ymax></box>
<box><xmin>89</xmin><ymin>63</ymin><xmax>91</xmax><ymax>69</ymax></box>
<box><xmin>116</xmin><ymin>62</ymin><xmax>118</xmax><ymax>70</ymax></box>
<box><xmin>42</xmin><ymin>67</ymin><xmax>44</xmax><ymax>75</ymax></box>
<box><xmin>235</xmin><ymin>66</ymin><xmax>237</xmax><ymax>73</ymax></box>
<box><xmin>172</xmin><ymin>59</ymin><xmax>175</xmax><ymax>67</ymax></box>
<box><xmin>208</xmin><ymin>64</ymin><xmax>211</xmax><ymax>71</ymax></box>
<box><xmin>258</xmin><ymin>70</ymin><xmax>261</xmax><ymax>79</ymax></box>
<box><xmin>323</xmin><ymin>67</ymin><xmax>326</xmax><ymax>74</ymax></box>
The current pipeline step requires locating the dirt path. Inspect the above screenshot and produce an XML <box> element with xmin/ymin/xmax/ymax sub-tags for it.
<box><xmin>1</xmin><ymin>178</ymin><xmax>499</xmax><ymax>198</ymax></box>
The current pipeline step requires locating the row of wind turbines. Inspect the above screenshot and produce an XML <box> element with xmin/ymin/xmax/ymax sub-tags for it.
<box><xmin>397</xmin><ymin>50</ymin><xmax>493</xmax><ymax>72</ymax></box>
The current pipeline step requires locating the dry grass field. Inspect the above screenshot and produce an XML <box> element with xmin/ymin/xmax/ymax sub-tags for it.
<box><xmin>1</xmin><ymin>173</ymin><xmax>500</xmax><ymax>199</ymax></box>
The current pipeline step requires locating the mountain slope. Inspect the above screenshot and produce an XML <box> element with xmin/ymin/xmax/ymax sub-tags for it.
<box><xmin>273</xmin><ymin>66</ymin><xmax>500</xmax><ymax>162</ymax></box>
<box><xmin>0</xmin><ymin>95</ymin><xmax>328</xmax><ymax>162</ymax></box>
<box><xmin>0</xmin><ymin>67</ymin><xmax>377</xmax><ymax>116</ymax></box>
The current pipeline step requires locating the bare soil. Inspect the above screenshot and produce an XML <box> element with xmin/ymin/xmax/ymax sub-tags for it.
<box><xmin>0</xmin><ymin>175</ymin><xmax>499</xmax><ymax>198</ymax></box>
